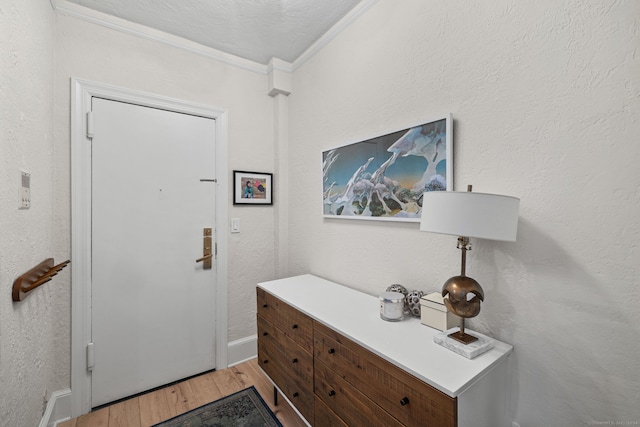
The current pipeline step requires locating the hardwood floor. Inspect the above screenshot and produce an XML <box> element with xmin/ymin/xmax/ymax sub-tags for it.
<box><xmin>60</xmin><ymin>358</ymin><xmax>307</xmax><ymax>427</ymax></box>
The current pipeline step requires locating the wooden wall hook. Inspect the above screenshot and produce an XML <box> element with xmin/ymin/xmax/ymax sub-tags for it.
<box><xmin>12</xmin><ymin>258</ymin><xmax>70</xmax><ymax>302</ymax></box>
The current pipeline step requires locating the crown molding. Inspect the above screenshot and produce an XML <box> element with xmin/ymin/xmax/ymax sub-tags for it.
<box><xmin>267</xmin><ymin>58</ymin><xmax>293</xmax><ymax>74</ymax></box>
<box><xmin>50</xmin><ymin>0</ymin><xmax>269</xmax><ymax>75</ymax></box>
<box><xmin>292</xmin><ymin>0</ymin><xmax>380</xmax><ymax>70</ymax></box>
<box><xmin>50</xmin><ymin>0</ymin><xmax>379</xmax><ymax>75</ymax></box>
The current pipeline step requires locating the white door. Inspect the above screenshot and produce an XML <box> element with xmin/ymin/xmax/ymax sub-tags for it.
<box><xmin>90</xmin><ymin>98</ymin><xmax>217</xmax><ymax>407</ymax></box>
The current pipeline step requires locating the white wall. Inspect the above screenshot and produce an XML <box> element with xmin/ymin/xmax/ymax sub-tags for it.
<box><xmin>288</xmin><ymin>0</ymin><xmax>640</xmax><ymax>425</ymax></box>
<box><xmin>0</xmin><ymin>1</ymin><xmax>62</xmax><ymax>426</ymax></box>
<box><xmin>3</xmin><ymin>3</ymin><xmax>281</xmax><ymax>423</ymax></box>
<box><xmin>4</xmin><ymin>0</ymin><xmax>639</xmax><ymax>425</ymax></box>
<box><xmin>53</xmin><ymin>12</ymin><xmax>278</xmax><ymax>348</ymax></box>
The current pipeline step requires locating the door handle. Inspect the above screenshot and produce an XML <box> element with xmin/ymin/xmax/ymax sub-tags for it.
<box><xmin>195</xmin><ymin>254</ymin><xmax>213</xmax><ymax>263</ymax></box>
<box><xmin>196</xmin><ymin>228</ymin><xmax>213</xmax><ymax>269</ymax></box>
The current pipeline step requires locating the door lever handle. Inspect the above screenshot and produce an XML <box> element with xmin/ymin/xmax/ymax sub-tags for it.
<box><xmin>197</xmin><ymin>228</ymin><xmax>213</xmax><ymax>269</ymax></box>
<box><xmin>195</xmin><ymin>254</ymin><xmax>213</xmax><ymax>263</ymax></box>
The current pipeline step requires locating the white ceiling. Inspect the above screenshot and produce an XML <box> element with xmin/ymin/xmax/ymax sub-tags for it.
<box><xmin>64</xmin><ymin>0</ymin><xmax>366</xmax><ymax>65</ymax></box>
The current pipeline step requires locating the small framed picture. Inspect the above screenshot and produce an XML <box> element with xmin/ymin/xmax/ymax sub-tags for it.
<box><xmin>233</xmin><ymin>171</ymin><xmax>273</xmax><ymax>205</ymax></box>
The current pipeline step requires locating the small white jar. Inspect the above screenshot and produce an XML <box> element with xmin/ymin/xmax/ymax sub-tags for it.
<box><xmin>379</xmin><ymin>291</ymin><xmax>404</xmax><ymax>321</ymax></box>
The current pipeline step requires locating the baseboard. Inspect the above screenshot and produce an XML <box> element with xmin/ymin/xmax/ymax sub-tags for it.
<box><xmin>39</xmin><ymin>388</ymin><xmax>72</xmax><ymax>427</ymax></box>
<box><xmin>227</xmin><ymin>335</ymin><xmax>257</xmax><ymax>367</ymax></box>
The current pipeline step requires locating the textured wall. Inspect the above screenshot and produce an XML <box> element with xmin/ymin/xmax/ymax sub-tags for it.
<box><xmin>0</xmin><ymin>1</ymin><xmax>62</xmax><ymax>426</ymax></box>
<box><xmin>288</xmin><ymin>0</ymin><xmax>640</xmax><ymax>425</ymax></box>
<box><xmin>5</xmin><ymin>1</ymin><xmax>639</xmax><ymax>425</ymax></box>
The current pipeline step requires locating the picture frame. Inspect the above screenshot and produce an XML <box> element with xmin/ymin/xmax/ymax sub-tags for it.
<box><xmin>233</xmin><ymin>171</ymin><xmax>273</xmax><ymax>205</ymax></box>
<box><xmin>322</xmin><ymin>114</ymin><xmax>452</xmax><ymax>222</ymax></box>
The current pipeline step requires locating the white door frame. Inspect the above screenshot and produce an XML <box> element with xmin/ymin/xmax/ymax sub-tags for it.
<box><xmin>70</xmin><ymin>78</ymin><xmax>229</xmax><ymax>417</ymax></box>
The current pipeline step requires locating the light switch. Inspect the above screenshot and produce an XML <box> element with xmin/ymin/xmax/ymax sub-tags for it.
<box><xmin>231</xmin><ymin>218</ymin><xmax>240</xmax><ymax>233</ymax></box>
<box><xmin>19</xmin><ymin>171</ymin><xmax>30</xmax><ymax>210</ymax></box>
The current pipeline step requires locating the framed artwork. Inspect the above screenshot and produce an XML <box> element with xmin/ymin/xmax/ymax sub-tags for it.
<box><xmin>233</xmin><ymin>171</ymin><xmax>273</xmax><ymax>205</ymax></box>
<box><xmin>322</xmin><ymin>114</ymin><xmax>452</xmax><ymax>222</ymax></box>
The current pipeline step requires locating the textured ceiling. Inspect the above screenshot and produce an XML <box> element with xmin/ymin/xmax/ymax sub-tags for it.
<box><xmin>64</xmin><ymin>0</ymin><xmax>365</xmax><ymax>65</ymax></box>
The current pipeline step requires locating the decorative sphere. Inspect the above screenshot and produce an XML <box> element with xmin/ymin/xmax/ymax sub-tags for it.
<box><xmin>386</xmin><ymin>284</ymin><xmax>408</xmax><ymax>297</ymax></box>
<box><xmin>404</xmin><ymin>290</ymin><xmax>424</xmax><ymax>317</ymax></box>
<box><xmin>441</xmin><ymin>276</ymin><xmax>484</xmax><ymax>318</ymax></box>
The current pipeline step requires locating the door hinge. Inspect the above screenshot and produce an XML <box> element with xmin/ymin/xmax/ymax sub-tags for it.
<box><xmin>86</xmin><ymin>111</ymin><xmax>94</xmax><ymax>138</ymax></box>
<box><xmin>87</xmin><ymin>342</ymin><xmax>95</xmax><ymax>371</ymax></box>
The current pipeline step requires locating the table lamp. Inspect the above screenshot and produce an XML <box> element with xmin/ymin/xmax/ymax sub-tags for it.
<box><xmin>420</xmin><ymin>185</ymin><xmax>519</xmax><ymax>344</ymax></box>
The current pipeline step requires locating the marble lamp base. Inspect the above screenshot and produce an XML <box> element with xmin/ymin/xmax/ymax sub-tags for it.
<box><xmin>434</xmin><ymin>327</ymin><xmax>494</xmax><ymax>359</ymax></box>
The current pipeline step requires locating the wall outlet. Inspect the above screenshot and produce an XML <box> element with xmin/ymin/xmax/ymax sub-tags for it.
<box><xmin>19</xmin><ymin>171</ymin><xmax>31</xmax><ymax>210</ymax></box>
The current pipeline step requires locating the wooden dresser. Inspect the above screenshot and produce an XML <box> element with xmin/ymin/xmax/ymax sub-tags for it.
<box><xmin>257</xmin><ymin>275</ymin><xmax>513</xmax><ymax>427</ymax></box>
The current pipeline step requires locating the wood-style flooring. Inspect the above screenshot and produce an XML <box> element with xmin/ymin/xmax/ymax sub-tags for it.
<box><xmin>59</xmin><ymin>358</ymin><xmax>307</xmax><ymax>427</ymax></box>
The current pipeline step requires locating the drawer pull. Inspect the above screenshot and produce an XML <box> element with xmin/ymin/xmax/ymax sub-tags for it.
<box><xmin>293</xmin><ymin>392</ymin><xmax>299</xmax><ymax>397</ymax></box>
<box><xmin>328</xmin><ymin>390</ymin><xmax>336</xmax><ymax>397</ymax></box>
<box><xmin>292</xmin><ymin>324</ymin><xmax>298</xmax><ymax>329</ymax></box>
<box><xmin>400</xmin><ymin>397</ymin><xmax>410</xmax><ymax>406</ymax></box>
<box><xmin>263</xmin><ymin>359</ymin><xmax>269</xmax><ymax>364</ymax></box>
<box><xmin>328</xmin><ymin>348</ymin><xmax>335</xmax><ymax>354</ymax></box>
<box><xmin>262</xmin><ymin>332</ymin><xmax>268</xmax><ymax>336</ymax></box>
<box><xmin>292</xmin><ymin>358</ymin><xmax>298</xmax><ymax>363</ymax></box>
<box><xmin>262</xmin><ymin>304</ymin><xmax>268</xmax><ymax>308</ymax></box>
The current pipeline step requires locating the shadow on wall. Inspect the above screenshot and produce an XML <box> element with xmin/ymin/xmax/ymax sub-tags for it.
<box><xmin>474</xmin><ymin>217</ymin><xmax>639</xmax><ymax>423</ymax></box>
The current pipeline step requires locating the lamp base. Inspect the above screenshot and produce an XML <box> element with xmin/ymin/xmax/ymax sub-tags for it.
<box><xmin>447</xmin><ymin>330</ymin><xmax>478</xmax><ymax>344</ymax></box>
<box><xmin>434</xmin><ymin>327</ymin><xmax>494</xmax><ymax>359</ymax></box>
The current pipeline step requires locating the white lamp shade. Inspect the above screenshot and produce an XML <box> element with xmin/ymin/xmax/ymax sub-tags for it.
<box><xmin>420</xmin><ymin>191</ymin><xmax>520</xmax><ymax>241</ymax></box>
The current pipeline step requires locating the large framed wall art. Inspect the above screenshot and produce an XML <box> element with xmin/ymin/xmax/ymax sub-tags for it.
<box><xmin>322</xmin><ymin>114</ymin><xmax>452</xmax><ymax>222</ymax></box>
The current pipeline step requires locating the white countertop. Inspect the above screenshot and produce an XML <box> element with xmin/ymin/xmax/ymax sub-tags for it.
<box><xmin>258</xmin><ymin>274</ymin><xmax>513</xmax><ymax>398</ymax></box>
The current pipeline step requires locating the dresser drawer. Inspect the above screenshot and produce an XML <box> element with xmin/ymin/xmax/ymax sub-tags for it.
<box><xmin>314</xmin><ymin>321</ymin><xmax>457</xmax><ymax>427</ymax></box>
<box><xmin>314</xmin><ymin>394</ymin><xmax>352</xmax><ymax>427</ymax></box>
<box><xmin>257</xmin><ymin>315</ymin><xmax>313</xmax><ymax>384</ymax></box>
<box><xmin>258</xmin><ymin>340</ymin><xmax>314</xmax><ymax>422</ymax></box>
<box><xmin>315</xmin><ymin>359</ymin><xmax>403</xmax><ymax>427</ymax></box>
<box><xmin>257</xmin><ymin>287</ymin><xmax>313</xmax><ymax>352</ymax></box>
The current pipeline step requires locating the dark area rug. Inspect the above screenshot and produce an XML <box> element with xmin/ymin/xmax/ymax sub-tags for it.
<box><xmin>152</xmin><ymin>386</ymin><xmax>282</xmax><ymax>427</ymax></box>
